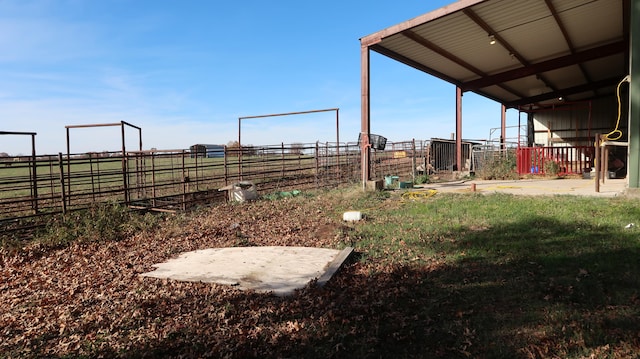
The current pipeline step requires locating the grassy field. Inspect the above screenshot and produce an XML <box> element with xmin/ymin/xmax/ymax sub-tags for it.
<box><xmin>347</xmin><ymin>191</ymin><xmax>640</xmax><ymax>357</ymax></box>
<box><xmin>1</xmin><ymin>187</ymin><xmax>638</xmax><ymax>358</ymax></box>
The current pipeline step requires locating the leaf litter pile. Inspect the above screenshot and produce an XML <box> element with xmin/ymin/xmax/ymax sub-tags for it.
<box><xmin>2</xmin><ymin>188</ymin><xmax>640</xmax><ymax>358</ymax></box>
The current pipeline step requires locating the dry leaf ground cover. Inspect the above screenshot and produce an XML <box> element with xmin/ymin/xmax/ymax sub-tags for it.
<box><xmin>1</xmin><ymin>187</ymin><xmax>640</xmax><ymax>358</ymax></box>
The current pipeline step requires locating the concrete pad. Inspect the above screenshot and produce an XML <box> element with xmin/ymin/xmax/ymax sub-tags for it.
<box><xmin>415</xmin><ymin>178</ymin><xmax>627</xmax><ymax>197</ymax></box>
<box><xmin>141</xmin><ymin>246</ymin><xmax>353</xmax><ymax>296</ymax></box>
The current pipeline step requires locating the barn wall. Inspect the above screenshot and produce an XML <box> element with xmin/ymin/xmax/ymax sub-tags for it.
<box><xmin>532</xmin><ymin>96</ymin><xmax>623</xmax><ymax>147</ymax></box>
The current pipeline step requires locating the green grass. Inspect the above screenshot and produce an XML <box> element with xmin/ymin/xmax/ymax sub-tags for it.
<box><xmin>338</xmin><ymin>192</ymin><xmax>640</xmax><ymax>357</ymax></box>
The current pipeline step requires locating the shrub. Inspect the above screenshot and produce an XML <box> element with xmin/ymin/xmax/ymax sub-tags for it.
<box><xmin>544</xmin><ymin>160</ymin><xmax>560</xmax><ymax>176</ymax></box>
<box><xmin>39</xmin><ymin>202</ymin><xmax>160</xmax><ymax>249</ymax></box>
<box><xmin>415</xmin><ymin>174</ymin><xmax>429</xmax><ymax>184</ymax></box>
<box><xmin>476</xmin><ymin>150</ymin><xmax>519</xmax><ymax>180</ymax></box>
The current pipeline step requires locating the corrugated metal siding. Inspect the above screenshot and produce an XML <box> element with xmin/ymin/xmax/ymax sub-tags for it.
<box><xmin>532</xmin><ymin>96</ymin><xmax>620</xmax><ymax>146</ymax></box>
<box><xmin>502</xmin><ymin>17</ymin><xmax>570</xmax><ymax>62</ymax></box>
<box><xmin>544</xmin><ymin>66</ymin><xmax>586</xmax><ymax>88</ymax></box>
<box><xmin>378</xmin><ymin>38</ymin><xmax>479</xmax><ymax>80</ymax></box>
<box><xmin>473</xmin><ymin>0</ymin><xmax>550</xmax><ymax>32</ymax></box>
<box><xmin>583</xmin><ymin>55</ymin><xmax>626</xmax><ymax>80</ymax></box>
<box><xmin>558</xmin><ymin>0</ymin><xmax>623</xmax><ymax>49</ymax></box>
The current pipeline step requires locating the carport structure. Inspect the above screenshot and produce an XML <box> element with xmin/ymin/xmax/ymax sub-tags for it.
<box><xmin>360</xmin><ymin>0</ymin><xmax>639</xmax><ymax>189</ymax></box>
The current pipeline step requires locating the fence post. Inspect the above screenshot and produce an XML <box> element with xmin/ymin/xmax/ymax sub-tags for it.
<box><xmin>58</xmin><ymin>152</ymin><xmax>67</xmax><ymax>215</ymax></box>
<box><xmin>223</xmin><ymin>145</ymin><xmax>228</xmax><ymax>186</ymax></box>
<box><xmin>595</xmin><ymin>134</ymin><xmax>600</xmax><ymax>192</ymax></box>
<box><xmin>411</xmin><ymin>139</ymin><xmax>416</xmax><ymax>184</ymax></box>
<box><xmin>121</xmin><ymin>153</ymin><xmax>129</xmax><ymax>205</ymax></box>
<box><xmin>151</xmin><ymin>151</ymin><xmax>156</xmax><ymax>208</ymax></box>
<box><xmin>281</xmin><ymin>143</ymin><xmax>285</xmax><ymax>178</ymax></box>
<box><xmin>89</xmin><ymin>152</ymin><xmax>96</xmax><ymax>202</ymax></box>
<box><xmin>182</xmin><ymin>150</ymin><xmax>187</xmax><ymax>211</ymax></box>
<box><xmin>315</xmin><ymin>141</ymin><xmax>319</xmax><ymax>188</ymax></box>
<box><xmin>194</xmin><ymin>150</ymin><xmax>199</xmax><ymax>192</ymax></box>
<box><xmin>334</xmin><ymin>142</ymin><xmax>339</xmax><ymax>182</ymax></box>
<box><xmin>30</xmin><ymin>134</ymin><xmax>38</xmax><ymax>214</ymax></box>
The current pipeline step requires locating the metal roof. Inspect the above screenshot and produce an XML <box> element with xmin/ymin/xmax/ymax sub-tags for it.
<box><xmin>360</xmin><ymin>0</ymin><xmax>629</xmax><ymax>110</ymax></box>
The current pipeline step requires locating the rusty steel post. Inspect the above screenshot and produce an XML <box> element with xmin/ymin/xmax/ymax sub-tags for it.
<box><xmin>89</xmin><ymin>152</ymin><xmax>95</xmax><ymax>202</ymax></box>
<box><xmin>237</xmin><ymin>117</ymin><xmax>242</xmax><ymax>180</ymax></box>
<box><xmin>595</xmin><ymin>134</ymin><xmax>600</xmax><ymax>192</ymax></box>
<box><xmin>151</xmin><ymin>151</ymin><xmax>157</xmax><ymax>208</ymax></box>
<box><xmin>224</xmin><ymin>145</ymin><xmax>229</xmax><ymax>186</ymax></box>
<box><xmin>501</xmin><ymin>104</ymin><xmax>507</xmax><ymax>150</ymax></box>
<box><xmin>30</xmin><ymin>133</ymin><xmax>38</xmax><ymax>214</ymax></box>
<box><xmin>182</xmin><ymin>150</ymin><xmax>187</xmax><ymax>211</ymax></box>
<box><xmin>456</xmin><ymin>86</ymin><xmax>463</xmax><ymax>172</ymax></box>
<box><xmin>65</xmin><ymin>127</ymin><xmax>71</xmax><ymax>207</ymax></box>
<box><xmin>335</xmin><ymin>108</ymin><xmax>340</xmax><ymax>172</ymax></box>
<box><xmin>315</xmin><ymin>141</ymin><xmax>320</xmax><ymax>188</ymax></box>
<box><xmin>411</xmin><ymin>139</ymin><xmax>416</xmax><ymax>184</ymax></box>
<box><xmin>58</xmin><ymin>152</ymin><xmax>67</xmax><ymax>214</ymax></box>
<box><xmin>360</xmin><ymin>45</ymin><xmax>371</xmax><ymax>189</ymax></box>
<box><xmin>121</xmin><ymin>122</ymin><xmax>129</xmax><ymax>204</ymax></box>
<box><xmin>281</xmin><ymin>142</ymin><xmax>285</xmax><ymax>178</ymax></box>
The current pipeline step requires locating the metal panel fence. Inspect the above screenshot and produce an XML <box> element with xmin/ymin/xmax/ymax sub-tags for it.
<box><xmin>516</xmin><ymin>146</ymin><xmax>593</xmax><ymax>175</ymax></box>
<box><xmin>1</xmin><ymin>138</ymin><xmax>468</xmax><ymax>233</ymax></box>
<box><xmin>1</xmin><ymin>142</ymin><xmax>366</xmax><ymax>225</ymax></box>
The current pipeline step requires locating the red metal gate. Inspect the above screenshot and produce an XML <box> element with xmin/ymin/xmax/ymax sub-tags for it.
<box><xmin>517</xmin><ymin>146</ymin><xmax>593</xmax><ymax>175</ymax></box>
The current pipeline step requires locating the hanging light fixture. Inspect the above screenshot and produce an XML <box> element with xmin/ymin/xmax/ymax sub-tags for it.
<box><xmin>489</xmin><ymin>34</ymin><xmax>496</xmax><ymax>45</ymax></box>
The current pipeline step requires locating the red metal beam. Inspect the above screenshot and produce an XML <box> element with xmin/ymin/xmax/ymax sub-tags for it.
<box><xmin>506</xmin><ymin>76</ymin><xmax>623</xmax><ymax>108</ymax></box>
<box><xmin>462</xmin><ymin>41</ymin><xmax>626</xmax><ymax>91</ymax></box>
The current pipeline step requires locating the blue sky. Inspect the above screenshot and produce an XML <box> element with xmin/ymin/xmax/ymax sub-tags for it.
<box><xmin>0</xmin><ymin>0</ymin><xmax>522</xmax><ymax>155</ymax></box>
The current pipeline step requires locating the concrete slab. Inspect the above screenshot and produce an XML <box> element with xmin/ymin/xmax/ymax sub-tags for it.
<box><xmin>415</xmin><ymin>178</ymin><xmax>627</xmax><ymax>197</ymax></box>
<box><xmin>141</xmin><ymin>246</ymin><xmax>353</xmax><ymax>296</ymax></box>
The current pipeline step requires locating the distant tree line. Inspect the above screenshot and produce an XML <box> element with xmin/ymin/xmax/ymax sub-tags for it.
<box><xmin>226</xmin><ymin>141</ymin><xmax>257</xmax><ymax>156</ymax></box>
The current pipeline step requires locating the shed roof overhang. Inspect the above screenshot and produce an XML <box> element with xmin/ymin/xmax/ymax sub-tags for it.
<box><xmin>360</xmin><ymin>0</ymin><xmax>630</xmax><ymax>111</ymax></box>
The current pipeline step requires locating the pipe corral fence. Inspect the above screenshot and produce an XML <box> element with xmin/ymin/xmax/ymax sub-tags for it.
<box><xmin>3</xmin><ymin>131</ymin><xmax>533</xmax><ymax>237</ymax></box>
<box><xmin>0</xmin><ymin>142</ymin><xmax>360</xmax><ymax>219</ymax></box>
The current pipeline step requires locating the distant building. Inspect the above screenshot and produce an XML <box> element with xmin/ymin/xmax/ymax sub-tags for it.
<box><xmin>190</xmin><ymin>144</ymin><xmax>224</xmax><ymax>158</ymax></box>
